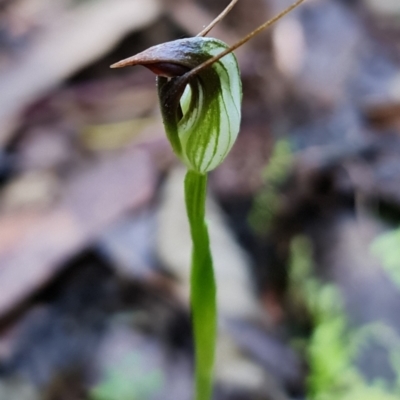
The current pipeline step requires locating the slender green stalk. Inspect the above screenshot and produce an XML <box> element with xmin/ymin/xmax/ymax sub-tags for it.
<box><xmin>184</xmin><ymin>170</ymin><xmax>217</xmax><ymax>400</ymax></box>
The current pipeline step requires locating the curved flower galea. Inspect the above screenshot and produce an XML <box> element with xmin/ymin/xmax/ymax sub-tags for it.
<box><xmin>112</xmin><ymin>37</ymin><xmax>241</xmax><ymax>173</ymax></box>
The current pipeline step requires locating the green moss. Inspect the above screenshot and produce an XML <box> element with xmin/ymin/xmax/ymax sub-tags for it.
<box><xmin>90</xmin><ymin>354</ymin><xmax>163</xmax><ymax>400</ymax></box>
<box><xmin>249</xmin><ymin>139</ymin><xmax>293</xmax><ymax>234</ymax></box>
<box><xmin>288</xmin><ymin>236</ymin><xmax>400</xmax><ymax>400</ymax></box>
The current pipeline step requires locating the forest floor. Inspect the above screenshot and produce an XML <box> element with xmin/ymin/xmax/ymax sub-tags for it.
<box><xmin>0</xmin><ymin>0</ymin><xmax>400</xmax><ymax>399</ymax></box>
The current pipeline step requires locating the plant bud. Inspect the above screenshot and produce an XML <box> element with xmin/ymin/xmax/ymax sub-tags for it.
<box><xmin>111</xmin><ymin>37</ymin><xmax>242</xmax><ymax>173</ymax></box>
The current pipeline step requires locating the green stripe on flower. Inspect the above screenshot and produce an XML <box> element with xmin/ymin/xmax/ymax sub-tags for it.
<box><xmin>175</xmin><ymin>38</ymin><xmax>242</xmax><ymax>173</ymax></box>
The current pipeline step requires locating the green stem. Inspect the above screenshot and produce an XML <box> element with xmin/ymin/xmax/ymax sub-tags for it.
<box><xmin>184</xmin><ymin>170</ymin><xmax>217</xmax><ymax>400</ymax></box>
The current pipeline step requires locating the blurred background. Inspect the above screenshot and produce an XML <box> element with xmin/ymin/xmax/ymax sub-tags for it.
<box><xmin>0</xmin><ymin>0</ymin><xmax>400</xmax><ymax>399</ymax></box>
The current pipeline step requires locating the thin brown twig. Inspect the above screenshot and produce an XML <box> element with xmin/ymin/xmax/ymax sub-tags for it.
<box><xmin>196</xmin><ymin>0</ymin><xmax>239</xmax><ymax>37</ymax></box>
<box><xmin>187</xmin><ymin>0</ymin><xmax>306</xmax><ymax>80</ymax></box>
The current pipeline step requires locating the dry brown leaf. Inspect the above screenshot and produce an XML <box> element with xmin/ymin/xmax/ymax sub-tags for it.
<box><xmin>0</xmin><ymin>0</ymin><xmax>161</xmax><ymax>145</ymax></box>
<box><xmin>0</xmin><ymin>146</ymin><xmax>157</xmax><ymax>318</ymax></box>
